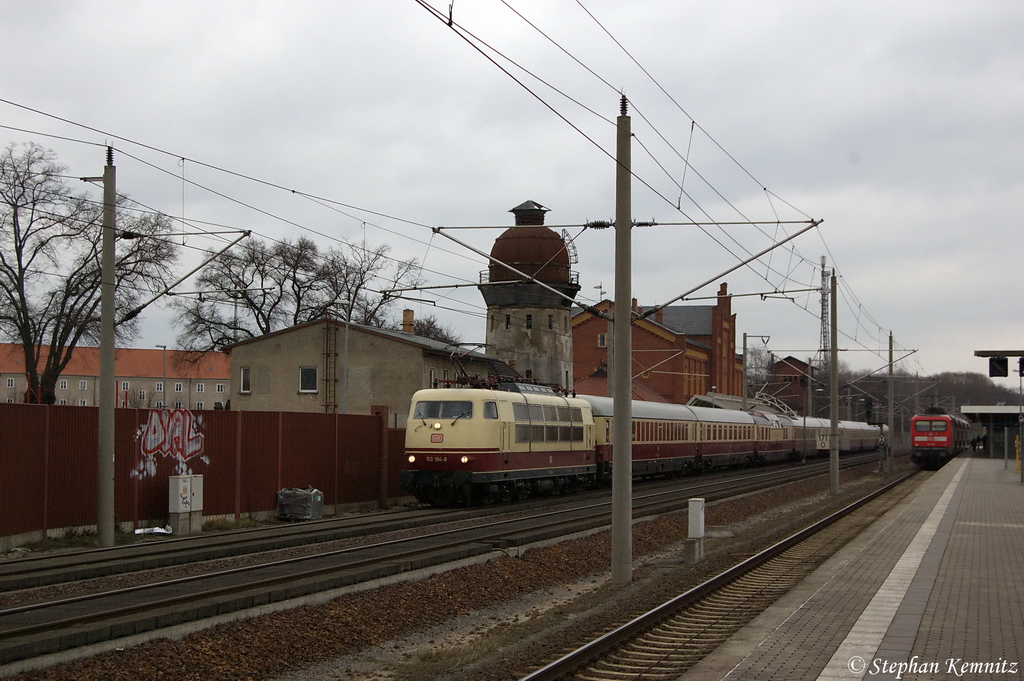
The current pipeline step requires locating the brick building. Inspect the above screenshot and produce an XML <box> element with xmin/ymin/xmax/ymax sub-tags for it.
<box><xmin>767</xmin><ymin>355</ymin><xmax>812</xmax><ymax>415</ymax></box>
<box><xmin>571</xmin><ymin>283</ymin><xmax>742</xmax><ymax>404</ymax></box>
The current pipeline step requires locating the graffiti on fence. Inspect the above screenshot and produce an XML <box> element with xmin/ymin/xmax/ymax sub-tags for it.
<box><xmin>133</xmin><ymin>409</ymin><xmax>209</xmax><ymax>479</ymax></box>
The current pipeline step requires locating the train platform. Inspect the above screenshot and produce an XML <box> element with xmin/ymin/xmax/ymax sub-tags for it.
<box><xmin>680</xmin><ymin>454</ymin><xmax>1024</xmax><ymax>680</ymax></box>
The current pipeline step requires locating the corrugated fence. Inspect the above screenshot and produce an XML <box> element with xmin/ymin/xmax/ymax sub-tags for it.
<box><xmin>0</xmin><ymin>404</ymin><xmax>408</xmax><ymax>543</ymax></box>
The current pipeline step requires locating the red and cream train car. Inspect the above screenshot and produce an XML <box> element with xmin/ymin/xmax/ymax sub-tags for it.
<box><xmin>400</xmin><ymin>384</ymin><xmax>885</xmax><ymax>506</ymax></box>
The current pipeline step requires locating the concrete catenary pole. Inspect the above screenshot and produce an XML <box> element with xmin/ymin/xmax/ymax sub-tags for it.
<box><xmin>829</xmin><ymin>273</ymin><xmax>839</xmax><ymax>496</ymax></box>
<box><xmin>741</xmin><ymin>333</ymin><xmax>749</xmax><ymax>411</ymax></box>
<box><xmin>887</xmin><ymin>332</ymin><xmax>895</xmax><ymax>475</ymax></box>
<box><xmin>611</xmin><ymin>96</ymin><xmax>633</xmax><ymax>584</ymax></box>
<box><xmin>98</xmin><ymin>148</ymin><xmax>117</xmax><ymax>547</ymax></box>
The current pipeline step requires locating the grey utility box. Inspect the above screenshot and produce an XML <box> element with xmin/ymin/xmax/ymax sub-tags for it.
<box><xmin>169</xmin><ymin>474</ymin><xmax>204</xmax><ymax>535</ymax></box>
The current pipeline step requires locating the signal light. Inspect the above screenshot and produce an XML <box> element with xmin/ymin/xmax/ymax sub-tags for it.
<box><xmin>989</xmin><ymin>357</ymin><xmax>1008</xmax><ymax>377</ymax></box>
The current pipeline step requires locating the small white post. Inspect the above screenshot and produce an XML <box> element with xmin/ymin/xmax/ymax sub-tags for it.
<box><xmin>685</xmin><ymin>497</ymin><xmax>706</xmax><ymax>564</ymax></box>
<box><xmin>688</xmin><ymin>497</ymin><xmax>705</xmax><ymax>538</ymax></box>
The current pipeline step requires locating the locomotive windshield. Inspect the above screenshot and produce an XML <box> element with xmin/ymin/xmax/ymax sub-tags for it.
<box><xmin>414</xmin><ymin>400</ymin><xmax>473</xmax><ymax>420</ymax></box>
<box><xmin>915</xmin><ymin>420</ymin><xmax>948</xmax><ymax>432</ymax></box>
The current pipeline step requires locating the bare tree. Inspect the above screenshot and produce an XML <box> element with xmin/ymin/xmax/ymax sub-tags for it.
<box><xmin>0</xmin><ymin>142</ymin><xmax>180</xmax><ymax>403</ymax></box>
<box><xmin>409</xmin><ymin>313</ymin><xmax>463</xmax><ymax>345</ymax></box>
<box><xmin>171</xmin><ymin>235</ymin><xmax>423</xmax><ymax>351</ymax></box>
<box><xmin>745</xmin><ymin>346</ymin><xmax>773</xmax><ymax>397</ymax></box>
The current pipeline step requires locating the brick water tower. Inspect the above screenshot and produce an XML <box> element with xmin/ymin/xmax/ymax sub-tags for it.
<box><xmin>479</xmin><ymin>201</ymin><xmax>581</xmax><ymax>389</ymax></box>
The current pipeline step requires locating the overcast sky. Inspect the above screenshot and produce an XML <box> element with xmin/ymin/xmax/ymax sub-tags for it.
<box><xmin>2</xmin><ymin>1</ymin><xmax>1022</xmax><ymax>389</ymax></box>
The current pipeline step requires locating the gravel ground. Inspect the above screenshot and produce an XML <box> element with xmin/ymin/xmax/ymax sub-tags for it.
<box><xmin>9</xmin><ymin>461</ymin><xmax>919</xmax><ymax>681</ymax></box>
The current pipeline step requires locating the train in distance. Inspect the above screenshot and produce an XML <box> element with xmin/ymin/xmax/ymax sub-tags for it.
<box><xmin>399</xmin><ymin>382</ymin><xmax>886</xmax><ymax>507</ymax></box>
<box><xmin>910</xmin><ymin>410</ymin><xmax>970</xmax><ymax>470</ymax></box>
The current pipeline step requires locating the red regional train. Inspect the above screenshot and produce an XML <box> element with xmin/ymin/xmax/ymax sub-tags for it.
<box><xmin>400</xmin><ymin>383</ymin><xmax>885</xmax><ymax>506</ymax></box>
<box><xmin>910</xmin><ymin>412</ymin><xmax>970</xmax><ymax>470</ymax></box>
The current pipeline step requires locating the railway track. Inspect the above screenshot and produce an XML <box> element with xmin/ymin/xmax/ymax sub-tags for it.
<box><xmin>0</xmin><ymin>454</ymin><xmax>881</xmax><ymax>672</ymax></box>
<box><xmin>520</xmin><ymin>469</ymin><xmax>917</xmax><ymax>681</ymax></box>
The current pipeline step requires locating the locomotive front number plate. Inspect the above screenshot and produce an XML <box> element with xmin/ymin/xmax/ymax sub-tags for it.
<box><xmin>430</xmin><ymin>434</ymin><xmax>444</xmax><ymax>443</ymax></box>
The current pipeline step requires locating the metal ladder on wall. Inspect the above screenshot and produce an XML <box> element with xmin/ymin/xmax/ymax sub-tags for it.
<box><xmin>322</xmin><ymin>322</ymin><xmax>338</xmax><ymax>412</ymax></box>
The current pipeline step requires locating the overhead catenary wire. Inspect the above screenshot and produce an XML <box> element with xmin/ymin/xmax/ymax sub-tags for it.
<box><xmin>1</xmin><ymin>3</ymin><xmax>906</xmax><ymax>377</ymax></box>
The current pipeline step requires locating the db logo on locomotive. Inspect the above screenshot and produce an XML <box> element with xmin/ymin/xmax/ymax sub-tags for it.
<box><xmin>430</xmin><ymin>434</ymin><xmax>444</xmax><ymax>443</ymax></box>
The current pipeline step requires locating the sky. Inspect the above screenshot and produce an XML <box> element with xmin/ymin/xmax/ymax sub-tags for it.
<box><xmin>1</xmin><ymin>1</ymin><xmax>1022</xmax><ymax>389</ymax></box>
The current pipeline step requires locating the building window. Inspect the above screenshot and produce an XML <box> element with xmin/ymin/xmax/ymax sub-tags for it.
<box><xmin>240</xmin><ymin>368</ymin><xmax>251</xmax><ymax>393</ymax></box>
<box><xmin>505</xmin><ymin>314</ymin><xmax>511</xmax><ymax>330</ymax></box>
<box><xmin>598</xmin><ymin>333</ymin><xmax>607</xmax><ymax>348</ymax></box>
<box><xmin>195</xmin><ymin>402</ymin><xmax>204</xmax><ymax>410</ymax></box>
<box><xmin>174</xmin><ymin>382</ymin><xmax>183</xmax><ymax>393</ymax></box>
<box><xmin>196</xmin><ymin>383</ymin><xmax>205</xmax><ymax>393</ymax></box>
<box><xmin>216</xmin><ymin>383</ymin><xmax>225</xmax><ymax>393</ymax></box>
<box><xmin>121</xmin><ymin>381</ymin><xmax>130</xmax><ymax>392</ymax></box>
<box><xmin>79</xmin><ymin>399</ymin><xmax>87</xmax><ymax>406</ymax></box>
<box><xmin>6</xmin><ymin>378</ymin><xmax>13</xmax><ymax>388</ymax></box>
<box><xmin>138</xmin><ymin>389</ymin><xmax>146</xmax><ymax>401</ymax></box>
<box><xmin>79</xmin><ymin>380</ymin><xmax>88</xmax><ymax>390</ymax></box>
<box><xmin>548</xmin><ymin>314</ymin><xmax>553</xmax><ymax>330</ymax></box>
<box><xmin>428</xmin><ymin>368</ymin><xmax>435</xmax><ymax>388</ymax></box>
<box><xmin>299</xmin><ymin>367</ymin><xmax>318</xmax><ymax>393</ymax></box>
<box><xmin>59</xmin><ymin>379</ymin><xmax>68</xmax><ymax>390</ymax></box>
<box><xmin>525</xmin><ymin>314</ymin><xmax>533</xmax><ymax>329</ymax></box>
<box><xmin>155</xmin><ymin>381</ymin><xmax>164</xmax><ymax>393</ymax></box>
<box><xmin>156</xmin><ymin>400</ymin><xmax>164</xmax><ymax>408</ymax></box>
<box><xmin>59</xmin><ymin>399</ymin><xmax>67</xmax><ymax>406</ymax></box>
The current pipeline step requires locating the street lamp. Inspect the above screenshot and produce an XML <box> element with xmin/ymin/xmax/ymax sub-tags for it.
<box><xmin>156</xmin><ymin>345</ymin><xmax>167</xmax><ymax>408</ymax></box>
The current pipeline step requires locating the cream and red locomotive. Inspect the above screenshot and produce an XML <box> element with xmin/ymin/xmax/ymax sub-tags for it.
<box><xmin>400</xmin><ymin>383</ymin><xmax>884</xmax><ymax>506</ymax></box>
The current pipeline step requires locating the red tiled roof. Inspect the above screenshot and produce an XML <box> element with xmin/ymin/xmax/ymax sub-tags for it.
<box><xmin>0</xmin><ymin>344</ymin><xmax>230</xmax><ymax>380</ymax></box>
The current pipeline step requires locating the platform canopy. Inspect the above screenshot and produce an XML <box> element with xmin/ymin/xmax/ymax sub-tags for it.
<box><xmin>960</xmin><ymin>405</ymin><xmax>1024</xmax><ymax>427</ymax></box>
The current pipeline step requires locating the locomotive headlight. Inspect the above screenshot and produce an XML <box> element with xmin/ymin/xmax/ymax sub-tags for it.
<box><xmin>432</xmin><ymin>422</ymin><xmax>442</xmax><ymax>430</ymax></box>
<box><xmin>460</xmin><ymin>455</ymin><xmax>475</xmax><ymax>464</ymax></box>
<box><xmin>407</xmin><ymin>455</ymin><xmax>416</xmax><ymax>464</ymax></box>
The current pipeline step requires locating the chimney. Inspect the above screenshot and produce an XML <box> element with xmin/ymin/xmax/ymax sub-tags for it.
<box><xmin>402</xmin><ymin>309</ymin><xmax>415</xmax><ymax>334</ymax></box>
<box><xmin>655</xmin><ymin>308</ymin><xmax>664</xmax><ymax>325</ymax></box>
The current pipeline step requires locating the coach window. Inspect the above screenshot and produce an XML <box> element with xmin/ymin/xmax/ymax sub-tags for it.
<box><xmin>299</xmin><ymin>367</ymin><xmax>318</xmax><ymax>393</ymax></box>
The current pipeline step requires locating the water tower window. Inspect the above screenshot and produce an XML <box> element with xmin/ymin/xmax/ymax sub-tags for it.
<box><xmin>526</xmin><ymin>314</ymin><xmax>533</xmax><ymax>329</ymax></box>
